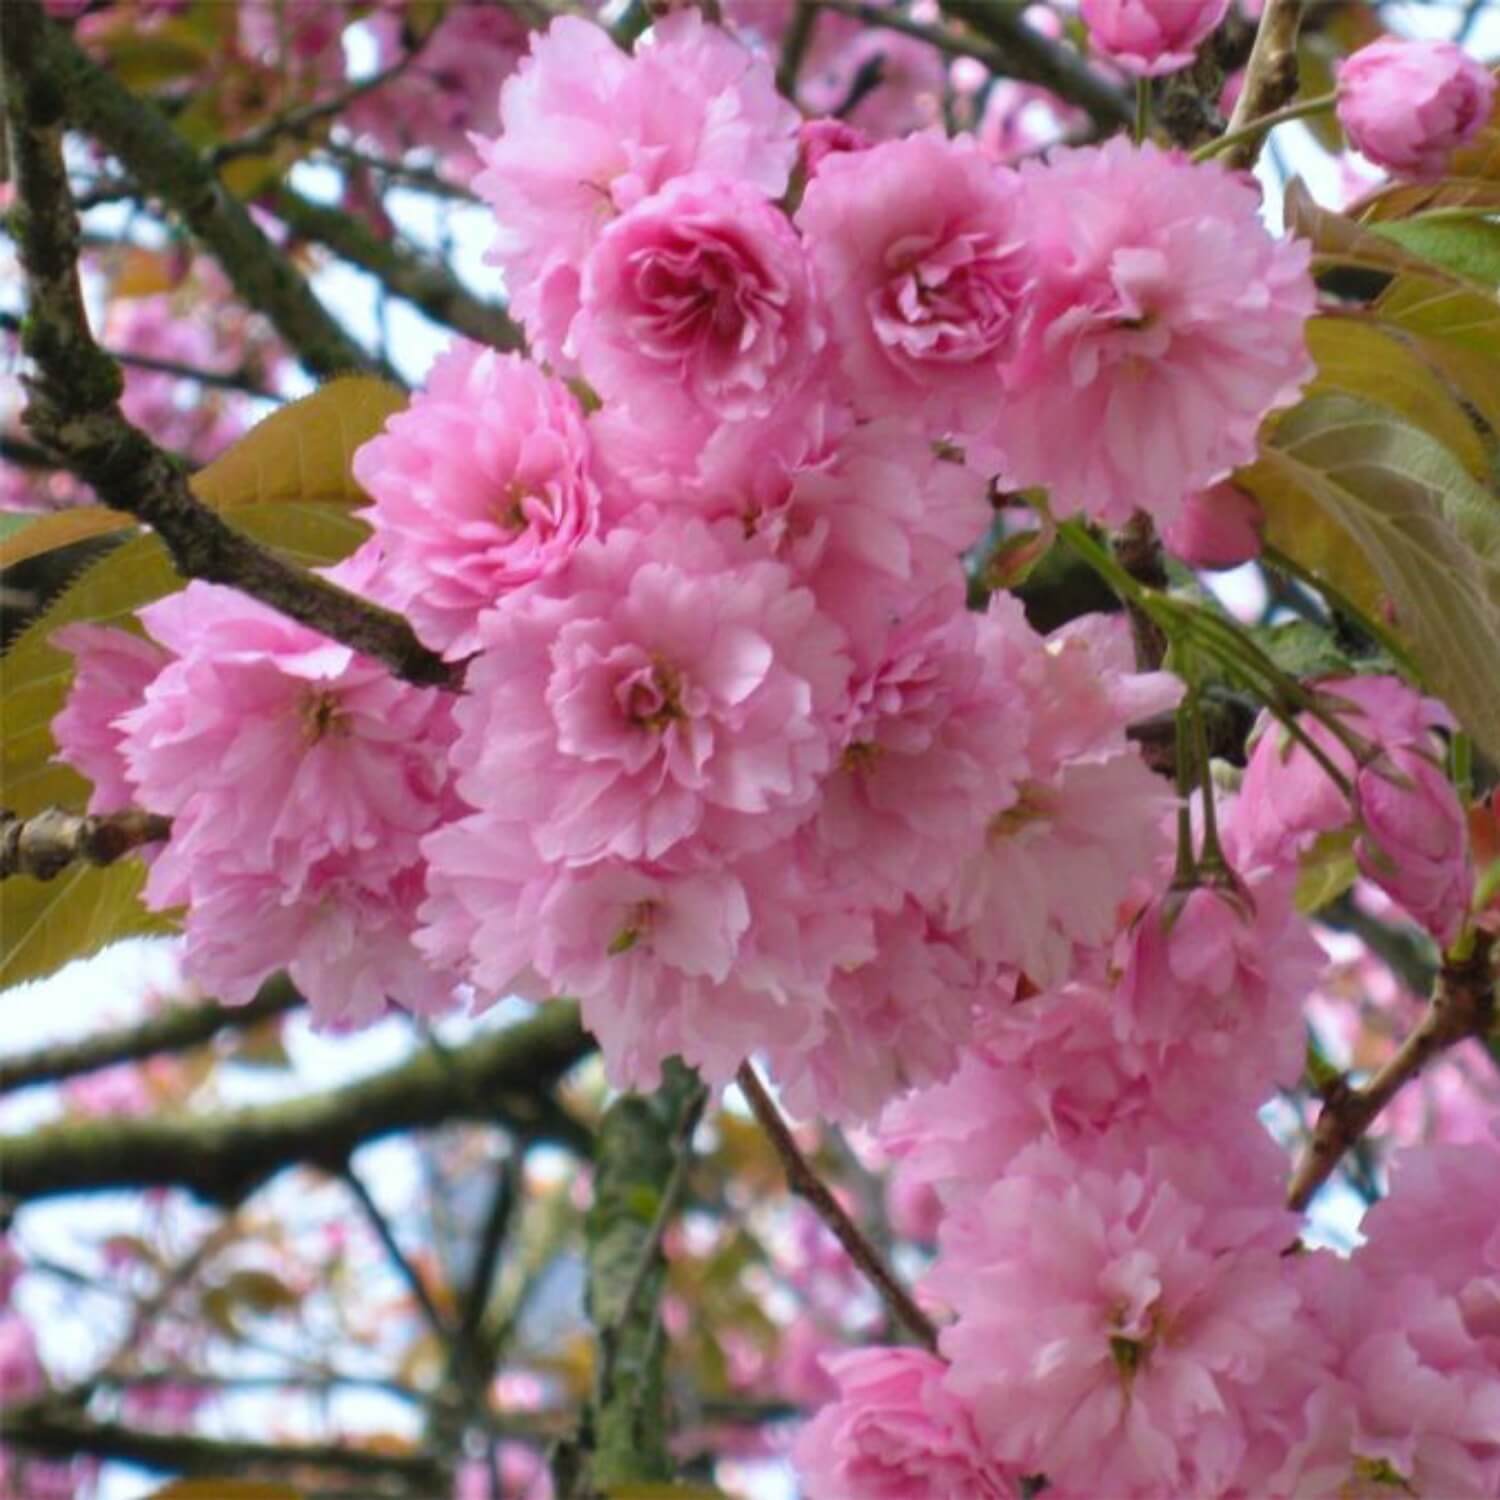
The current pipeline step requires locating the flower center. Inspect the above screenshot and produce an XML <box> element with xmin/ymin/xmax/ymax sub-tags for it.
<box><xmin>987</xmin><ymin>782</ymin><xmax>1053</xmax><ymax>840</ymax></box>
<box><xmin>607</xmin><ymin>900</ymin><xmax>656</xmax><ymax>956</ymax></box>
<box><xmin>300</xmin><ymin>690</ymin><xmax>346</xmax><ymax>743</ymax></box>
<box><xmin>618</xmin><ymin>660</ymin><xmax>685</xmax><ymax>733</ymax></box>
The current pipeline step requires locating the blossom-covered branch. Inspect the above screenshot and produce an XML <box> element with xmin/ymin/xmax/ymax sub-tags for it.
<box><xmin>0</xmin><ymin>1</ymin><xmax>455</xmax><ymax>690</ymax></box>
<box><xmin>0</xmin><ymin>1003</ymin><xmax>591</xmax><ymax>1205</ymax></box>
<box><xmin>1287</xmin><ymin>932</ymin><xmax>1497</xmax><ymax>1212</ymax></box>
<box><xmin>0</xmin><ymin>806</ymin><xmax>171</xmax><ymax>882</ymax></box>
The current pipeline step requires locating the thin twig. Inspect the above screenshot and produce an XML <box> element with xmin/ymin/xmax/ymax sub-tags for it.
<box><xmin>735</xmin><ymin>1061</ymin><xmax>938</xmax><ymax>1351</ymax></box>
<box><xmin>1220</xmin><ymin>0</ymin><xmax>1306</xmax><ymax>171</ymax></box>
<box><xmin>1287</xmin><ymin>931</ymin><xmax>1495</xmax><ymax>1212</ymax></box>
<box><xmin>341</xmin><ymin>1161</ymin><xmax>453</xmax><ymax>1338</ymax></box>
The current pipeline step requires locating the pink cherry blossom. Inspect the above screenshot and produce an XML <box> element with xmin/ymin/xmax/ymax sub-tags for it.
<box><xmin>1274</xmin><ymin>1253</ymin><xmax>1500</xmax><ymax>1498</ymax></box>
<box><xmin>770</xmin><ymin>902</ymin><xmax>991</xmax><ymax>1122</ymax></box>
<box><xmin>1115</xmin><ymin>867</ymin><xmax>1325</xmax><ymax>1098</ymax></box>
<box><xmin>948</xmin><ymin>750</ymin><xmax>1177</xmax><ymax>985</ymax></box>
<box><xmin>1160</xmin><ymin>480</ymin><xmax>1264</xmax><ymax>569</ymax></box>
<box><xmin>445</xmin><ymin>522</ymin><xmax>849</xmax><ymax>869</ymax></box>
<box><xmin>594</xmin><ymin>404</ymin><xmax>989</xmax><ymax>659</ymax></box>
<box><xmin>799</xmin><ymin>117</ymin><xmax>874</xmax><ymax>176</ymax></box>
<box><xmin>1355</xmin><ymin>750</ymin><xmax>1473</xmax><ymax>947</ymax></box>
<box><xmin>799</xmin><ymin>29</ymin><xmax>948</xmax><ymax>139</ymax></box>
<box><xmin>793</xmin><ymin>1347</ymin><xmax>1013</xmax><ymax>1500</ymax></box>
<box><xmin>1338</xmin><ymin>38</ymin><xmax>1497</xmax><ymax>179</ymax></box>
<box><xmin>353</xmin><ymin>342</ymin><xmax>601</xmax><ymax>659</ymax></box>
<box><xmin>573</xmin><ymin>173</ymin><xmax>824</xmax><ymax>430</ymax></box>
<box><xmin>997</xmin><ymin>140</ymin><xmax>1315</xmax><ymax>525</ymax></box>
<box><xmin>934</xmin><ymin>1145</ymin><xmax>1303</xmax><ymax>1498</ymax></box>
<box><xmin>796</xmin><ymin>130</ymin><xmax>1033</xmax><ymax>450</ymax></box>
<box><xmin>1229</xmin><ymin>675</ymin><xmax>1471</xmax><ymax>944</ymax></box>
<box><xmin>118</xmin><ymin>581</ymin><xmax>462</xmax><ymax>1025</ymax></box>
<box><xmin>51</xmin><ymin>624</ymin><xmax>169</xmax><ymax>814</ymax></box>
<box><xmin>472</xmin><ymin>10</ymin><xmax>798</xmax><ymax>366</ymax></box>
<box><xmin>812</xmin><ymin>601</ymin><xmax>1028</xmax><ymax>911</ymax></box>
<box><xmin>1080</xmin><ymin>0</ymin><xmax>1232</xmax><ymax>77</ymax></box>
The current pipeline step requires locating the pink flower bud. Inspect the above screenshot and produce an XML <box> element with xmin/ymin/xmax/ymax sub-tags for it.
<box><xmin>1337</xmin><ymin>38</ymin><xmax>1497</xmax><ymax>179</ymax></box>
<box><xmin>799</xmin><ymin>118</ymin><xmax>874</xmax><ymax>177</ymax></box>
<box><xmin>1356</xmin><ymin>748</ymin><xmax>1473</xmax><ymax>947</ymax></box>
<box><xmin>1080</xmin><ymin>0</ymin><xmax>1232</xmax><ymax>77</ymax></box>
<box><xmin>1160</xmin><ymin>481</ymin><xmax>1264</xmax><ymax>569</ymax></box>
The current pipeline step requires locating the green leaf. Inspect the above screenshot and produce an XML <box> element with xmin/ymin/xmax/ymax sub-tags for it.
<box><xmin>1304</xmin><ymin>315</ymin><xmax>1491</xmax><ymax>480</ymax></box>
<box><xmin>1248</xmin><ymin>392</ymin><xmax>1500</xmax><ymax>761</ymax></box>
<box><xmin>1251</xmin><ymin>619</ymin><xmax>1357</xmax><ymax>681</ymax></box>
<box><xmin>1295</xmin><ymin>826</ymin><xmax>1361</xmax><ymax>914</ymax></box>
<box><xmin>1</xmin><ymin>863</ymin><xmax>176</xmax><ymax>993</ymax></box>
<box><xmin>1375</xmin><ymin>272</ymin><xmax>1500</xmax><ymax>357</ymax></box>
<box><xmin>0</xmin><ymin>377</ymin><xmax>403</xmax><ymax>569</ymax></box>
<box><xmin>1370</xmin><ymin>216</ymin><xmax>1500</xmax><ymax>288</ymax></box>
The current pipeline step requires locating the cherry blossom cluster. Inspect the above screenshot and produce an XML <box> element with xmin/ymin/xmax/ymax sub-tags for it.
<box><xmin>41</xmin><ymin>7</ymin><xmax>1500</xmax><ymax>1497</ymax></box>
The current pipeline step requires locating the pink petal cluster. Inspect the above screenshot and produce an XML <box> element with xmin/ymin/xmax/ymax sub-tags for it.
<box><xmin>573</xmin><ymin>173</ymin><xmax>824</xmax><ymax>431</ymax></box>
<box><xmin>996</xmin><ymin>140</ymin><xmax>1315</xmax><ymax>526</ymax></box>
<box><xmin>1160</xmin><ymin>480</ymin><xmax>1264</xmax><ymax>569</ymax></box>
<box><xmin>1080</xmin><ymin>0</ymin><xmax>1231</xmax><ymax>77</ymax></box>
<box><xmin>1338</xmin><ymin>38</ymin><xmax>1497</xmax><ymax>179</ymax></box>
<box><xmin>793</xmin><ymin>1348</ymin><xmax>1013</xmax><ymax>1500</ymax></box>
<box><xmin>471</xmin><ymin>10</ymin><xmax>798</xmax><ymax>366</ymax></box>
<box><xmin>352</xmin><ymin>343</ymin><xmax>601</xmax><ymax>658</ymax></box>
<box><xmin>797</xmin><ymin>130</ymin><xmax>1032</xmax><ymax>452</ymax></box>
<box><xmin>1232</xmin><ymin>675</ymin><xmax>1472</xmax><ymax>943</ymax></box>
<box><xmin>50</xmin><ymin>624</ymin><xmax>169</xmax><ymax>814</ymax></box>
<box><xmin>99</xmin><ymin>580</ymin><xmax>463</xmax><ymax>1027</ymax></box>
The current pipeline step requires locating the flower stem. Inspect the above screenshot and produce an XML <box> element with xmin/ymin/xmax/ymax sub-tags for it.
<box><xmin>1135</xmin><ymin>77</ymin><xmax>1152</xmax><ymax>144</ymax></box>
<box><xmin>1192</xmin><ymin>90</ymin><xmax>1338</xmax><ymax>163</ymax></box>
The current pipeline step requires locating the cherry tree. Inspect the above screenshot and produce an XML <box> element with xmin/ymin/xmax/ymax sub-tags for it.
<box><xmin>4</xmin><ymin>1</ymin><xmax>1500</xmax><ymax>1497</ymax></box>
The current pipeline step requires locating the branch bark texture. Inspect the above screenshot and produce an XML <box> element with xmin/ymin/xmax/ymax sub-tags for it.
<box><xmin>0</xmin><ymin>806</ymin><xmax>171</xmax><ymax>882</ymax></box>
<box><xmin>1287</xmin><ymin>933</ymin><xmax>1496</xmax><ymax>1212</ymax></box>
<box><xmin>0</xmin><ymin>1004</ymin><xmax>591</xmax><ymax>1205</ymax></box>
<box><xmin>0</xmin><ymin>0</ymin><xmax>455</xmax><ymax>689</ymax></box>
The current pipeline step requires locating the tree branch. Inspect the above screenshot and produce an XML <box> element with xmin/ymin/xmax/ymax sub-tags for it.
<box><xmin>735</xmin><ymin>1061</ymin><xmax>938</xmax><ymax>1351</ymax></box>
<box><xmin>0</xmin><ymin>1402</ymin><xmax>444</xmax><ymax>1490</ymax></box>
<box><xmin>1287</xmin><ymin>932</ymin><xmax>1496</xmax><ymax>1212</ymax></box>
<box><xmin>0</xmin><ymin>0</ymin><xmax>456</xmax><ymax>690</ymax></box>
<box><xmin>1220</xmin><ymin>0</ymin><xmax>1305</xmax><ymax>171</ymax></box>
<box><xmin>270</xmin><ymin>185</ymin><xmax>525</xmax><ymax>353</ymax></box>
<box><xmin>13</xmin><ymin>1</ymin><xmax>380</xmax><ymax>381</ymax></box>
<box><xmin>0</xmin><ymin>1004</ymin><xmax>592</xmax><ymax>1205</ymax></box>
<box><xmin>937</xmin><ymin>0</ymin><xmax>1132</xmax><ymax>130</ymax></box>
<box><xmin>0</xmin><ymin>806</ymin><xmax>170</xmax><ymax>881</ymax></box>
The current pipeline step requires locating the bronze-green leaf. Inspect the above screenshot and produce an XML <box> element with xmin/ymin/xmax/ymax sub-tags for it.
<box><xmin>1250</xmin><ymin>392</ymin><xmax>1500</xmax><ymax>761</ymax></box>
